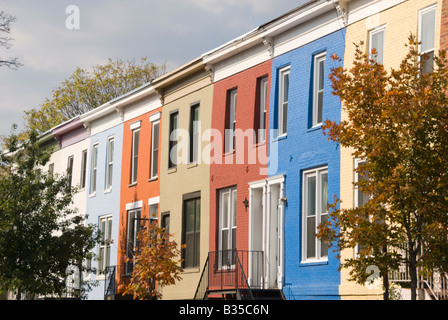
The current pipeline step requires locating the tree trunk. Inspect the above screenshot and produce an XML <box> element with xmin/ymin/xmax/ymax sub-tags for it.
<box><xmin>383</xmin><ymin>270</ymin><xmax>389</xmax><ymax>300</ymax></box>
<box><xmin>409</xmin><ymin>248</ymin><xmax>418</xmax><ymax>300</ymax></box>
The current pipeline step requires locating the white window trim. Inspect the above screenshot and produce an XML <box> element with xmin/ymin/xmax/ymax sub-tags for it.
<box><xmin>226</xmin><ymin>89</ymin><xmax>237</xmax><ymax>153</ymax></box>
<box><xmin>150</xmin><ymin>119</ymin><xmax>160</xmax><ymax>179</ymax></box>
<box><xmin>219</xmin><ymin>187</ymin><xmax>237</xmax><ymax>269</ymax></box>
<box><xmin>418</xmin><ymin>4</ymin><xmax>437</xmax><ymax>74</ymax></box>
<box><xmin>278</xmin><ymin>66</ymin><xmax>290</xmax><ymax>137</ymax></box>
<box><xmin>259</xmin><ymin>77</ymin><xmax>268</xmax><ymax>143</ymax></box>
<box><xmin>80</xmin><ymin>149</ymin><xmax>87</xmax><ymax>190</ymax></box>
<box><xmin>97</xmin><ymin>215</ymin><xmax>113</xmax><ymax>279</ymax></box>
<box><xmin>368</xmin><ymin>25</ymin><xmax>386</xmax><ymax>63</ymax></box>
<box><xmin>90</xmin><ymin>144</ymin><xmax>98</xmax><ymax>196</ymax></box>
<box><xmin>131</xmin><ymin>128</ymin><xmax>140</xmax><ymax>184</ymax></box>
<box><xmin>312</xmin><ymin>52</ymin><xmax>326</xmax><ymax>128</ymax></box>
<box><xmin>301</xmin><ymin>167</ymin><xmax>329</xmax><ymax>263</ymax></box>
<box><xmin>105</xmin><ymin>137</ymin><xmax>114</xmax><ymax>191</ymax></box>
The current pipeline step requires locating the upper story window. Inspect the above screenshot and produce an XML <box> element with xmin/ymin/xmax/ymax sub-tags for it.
<box><xmin>225</xmin><ymin>89</ymin><xmax>237</xmax><ymax>153</ymax></box>
<box><xmin>90</xmin><ymin>144</ymin><xmax>98</xmax><ymax>194</ymax></box>
<box><xmin>150</xmin><ymin>119</ymin><xmax>160</xmax><ymax>179</ymax></box>
<box><xmin>369</xmin><ymin>26</ymin><xmax>385</xmax><ymax>64</ymax></box>
<box><xmin>255</xmin><ymin>76</ymin><xmax>268</xmax><ymax>144</ymax></box>
<box><xmin>312</xmin><ymin>53</ymin><xmax>326</xmax><ymax>127</ymax></box>
<box><xmin>67</xmin><ymin>155</ymin><xmax>74</xmax><ymax>190</ymax></box>
<box><xmin>189</xmin><ymin>103</ymin><xmax>200</xmax><ymax>163</ymax></box>
<box><xmin>168</xmin><ymin>111</ymin><xmax>179</xmax><ymax>169</ymax></box>
<box><xmin>278</xmin><ymin>67</ymin><xmax>289</xmax><ymax>136</ymax></box>
<box><xmin>419</xmin><ymin>5</ymin><xmax>436</xmax><ymax>74</ymax></box>
<box><xmin>80</xmin><ymin>149</ymin><xmax>87</xmax><ymax>189</ymax></box>
<box><xmin>106</xmin><ymin>137</ymin><xmax>114</xmax><ymax>190</ymax></box>
<box><xmin>130</xmin><ymin>121</ymin><xmax>141</xmax><ymax>184</ymax></box>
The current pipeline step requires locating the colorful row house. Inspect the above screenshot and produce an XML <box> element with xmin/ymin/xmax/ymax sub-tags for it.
<box><xmin>34</xmin><ymin>0</ymin><xmax>447</xmax><ymax>300</ymax></box>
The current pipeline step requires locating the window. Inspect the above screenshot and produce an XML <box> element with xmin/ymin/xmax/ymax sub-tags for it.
<box><xmin>48</xmin><ymin>163</ymin><xmax>54</xmax><ymax>178</ymax></box>
<box><xmin>225</xmin><ymin>89</ymin><xmax>237</xmax><ymax>152</ymax></box>
<box><xmin>80</xmin><ymin>150</ymin><xmax>87</xmax><ymax>189</ymax></box>
<box><xmin>312</xmin><ymin>53</ymin><xmax>326</xmax><ymax>127</ymax></box>
<box><xmin>189</xmin><ymin>104</ymin><xmax>200</xmax><ymax>163</ymax></box>
<box><xmin>302</xmin><ymin>167</ymin><xmax>328</xmax><ymax>262</ymax></box>
<box><xmin>67</xmin><ymin>156</ymin><xmax>74</xmax><ymax>190</ymax></box>
<box><xmin>255</xmin><ymin>76</ymin><xmax>268</xmax><ymax>143</ymax></box>
<box><xmin>369</xmin><ymin>26</ymin><xmax>385</xmax><ymax>64</ymax></box>
<box><xmin>90</xmin><ymin>144</ymin><xmax>98</xmax><ymax>194</ymax></box>
<box><xmin>182</xmin><ymin>193</ymin><xmax>201</xmax><ymax>268</ymax></box>
<box><xmin>106</xmin><ymin>138</ymin><xmax>114</xmax><ymax>190</ymax></box>
<box><xmin>168</xmin><ymin>111</ymin><xmax>179</xmax><ymax>169</ymax></box>
<box><xmin>150</xmin><ymin>120</ymin><xmax>160</xmax><ymax>179</ymax></box>
<box><xmin>161</xmin><ymin>212</ymin><xmax>170</xmax><ymax>234</ymax></box>
<box><xmin>126</xmin><ymin>208</ymin><xmax>142</xmax><ymax>274</ymax></box>
<box><xmin>355</xmin><ymin>159</ymin><xmax>369</xmax><ymax>209</ymax></box>
<box><xmin>98</xmin><ymin>216</ymin><xmax>112</xmax><ymax>273</ymax></box>
<box><xmin>419</xmin><ymin>5</ymin><xmax>436</xmax><ymax>74</ymax></box>
<box><xmin>278</xmin><ymin>67</ymin><xmax>289</xmax><ymax>136</ymax></box>
<box><xmin>131</xmin><ymin>128</ymin><xmax>140</xmax><ymax>184</ymax></box>
<box><xmin>219</xmin><ymin>187</ymin><xmax>237</xmax><ymax>267</ymax></box>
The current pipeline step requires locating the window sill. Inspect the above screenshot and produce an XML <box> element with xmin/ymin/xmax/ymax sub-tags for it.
<box><xmin>187</xmin><ymin>162</ymin><xmax>198</xmax><ymax>169</ymax></box>
<box><xmin>181</xmin><ymin>267</ymin><xmax>200</xmax><ymax>274</ymax></box>
<box><xmin>299</xmin><ymin>259</ymin><xmax>328</xmax><ymax>267</ymax></box>
<box><xmin>224</xmin><ymin>150</ymin><xmax>235</xmax><ymax>156</ymax></box>
<box><xmin>308</xmin><ymin>124</ymin><xmax>323</xmax><ymax>133</ymax></box>
<box><xmin>104</xmin><ymin>188</ymin><xmax>112</xmax><ymax>194</ymax></box>
<box><xmin>88</xmin><ymin>192</ymin><xmax>96</xmax><ymax>198</ymax></box>
<box><xmin>128</xmin><ymin>182</ymin><xmax>137</xmax><ymax>188</ymax></box>
<box><xmin>147</xmin><ymin>176</ymin><xmax>158</xmax><ymax>182</ymax></box>
<box><xmin>167</xmin><ymin>167</ymin><xmax>177</xmax><ymax>174</ymax></box>
<box><xmin>252</xmin><ymin>141</ymin><xmax>266</xmax><ymax>148</ymax></box>
<box><xmin>273</xmin><ymin>134</ymin><xmax>287</xmax><ymax>142</ymax></box>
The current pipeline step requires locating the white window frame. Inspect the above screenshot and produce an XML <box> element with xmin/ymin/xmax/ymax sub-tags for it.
<box><xmin>258</xmin><ymin>76</ymin><xmax>268</xmax><ymax>143</ymax></box>
<box><xmin>369</xmin><ymin>25</ymin><xmax>386</xmax><ymax>64</ymax></box>
<box><xmin>312</xmin><ymin>52</ymin><xmax>326</xmax><ymax>127</ymax></box>
<box><xmin>150</xmin><ymin>120</ymin><xmax>160</xmax><ymax>179</ymax></box>
<box><xmin>168</xmin><ymin>111</ymin><xmax>179</xmax><ymax>169</ymax></box>
<box><xmin>67</xmin><ymin>155</ymin><xmax>74</xmax><ymax>190</ymax></box>
<box><xmin>219</xmin><ymin>187</ymin><xmax>237</xmax><ymax>268</ymax></box>
<box><xmin>278</xmin><ymin>67</ymin><xmax>289</xmax><ymax>136</ymax></box>
<box><xmin>302</xmin><ymin>167</ymin><xmax>329</xmax><ymax>263</ymax></box>
<box><xmin>189</xmin><ymin>103</ymin><xmax>200</xmax><ymax>164</ymax></box>
<box><xmin>418</xmin><ymin>4</ymin><xmax>437</xmax><ymax>73</ymax></box>
<box><xmin>105</xmin><ymin>137</ymin><xmax>114</xmax><ymax>191</ymax></box>
<box><xmin>131</xmin><ymin>128</ymin><xmax>140</xmax><ymax>184</ymax></box>
<box><xmin>80</xmin><ymin>149</ymin><xmax>87</xmax><ymax>190</ymax></box>
<box><xmin>226</xmin><ymin>89</ymin><xmax>237</xmax><ymax>153</ymax></box>
<box><xmin>90</xmin><ymin>144</ymin><xmax>98</xmax><ymax>195</ymax></box>
<box><xmin>98</xmin><ymin>215</ymin><xmax>112</xmax><ymax>275</ymax></box>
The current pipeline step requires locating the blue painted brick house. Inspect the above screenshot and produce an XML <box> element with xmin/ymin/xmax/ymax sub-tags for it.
<box><xmin>269</xmin><ymin>28</ymin><xmax>346</xmax><ymax>300</ymax></box>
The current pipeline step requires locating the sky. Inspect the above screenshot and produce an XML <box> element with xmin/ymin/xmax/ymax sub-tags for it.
<box><xmin>0</xmin><ymin>0</ymin><xmax>308</xmax><ymax>138</ymax></box>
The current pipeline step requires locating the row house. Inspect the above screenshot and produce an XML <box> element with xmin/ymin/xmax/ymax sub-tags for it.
<box><xmin>338</xmin><ymin>0</ymin><xmax>443</xmax><ymax>300</ymax></box>
<box><xmin>152</xmin><ymin>58</ymin><xmax>213</xmax><ymax>300</ymax></box>
<box><xmin>29</xmin><ymin>0</ymin><xmax>448</xmax><ymax>300</ymax></box>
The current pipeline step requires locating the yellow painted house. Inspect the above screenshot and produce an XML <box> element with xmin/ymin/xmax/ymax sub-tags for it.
<box><xmin>338</xmin><ymin>0</ymin><xmax>443</xmax><ymax>299</ymax></box>
<box><xmin>152</xmin><ymin>57</ymin><xmax>213</xmax><ymax>300</ymax></box>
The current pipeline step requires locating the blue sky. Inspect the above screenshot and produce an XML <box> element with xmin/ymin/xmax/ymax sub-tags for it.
<box><xmin>0</xmin><ymin>0</ymin><xmax>308</xmax><ymax>138</ymax></box>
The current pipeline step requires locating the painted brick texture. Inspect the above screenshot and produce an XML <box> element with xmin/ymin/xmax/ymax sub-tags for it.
<box><xmin>269</xmin><ymin>29</ymin><xmax>346</xmax><ymax>300</ymax></box>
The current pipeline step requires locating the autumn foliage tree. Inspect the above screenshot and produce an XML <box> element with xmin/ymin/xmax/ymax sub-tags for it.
<box><xmin>318</xmin><ymin>35</ymin><xmax>448</xmax><ymax>300</ymax></box>
<box><xmin>120</xmin><ymin>221</ymin><xmax>184</xmax><ymax>300</ymax></box>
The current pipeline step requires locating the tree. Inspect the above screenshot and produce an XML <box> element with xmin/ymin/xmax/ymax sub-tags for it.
<box><xmin>120</xmin><ymin>221</ymin><xmax>184</xmax><ymax>300</ymax></box>
<box><xmin>317</xmin><ymin>35</ymin><xmax>448</xmax><ymax>300</ymax></box>
<box><xmin>0</xmin><ymin>129</ymin><xmax>99</xmax><ymax>299</ymax></box>
<box><xmin>21</xmin><ymin>57</ymin><xmax>166</xmax><ymax>136</ymax></box>
<box><xmin>0</xmin><ymin>11</ymin><xmax>22</xmax><ymax>69</ymax></box>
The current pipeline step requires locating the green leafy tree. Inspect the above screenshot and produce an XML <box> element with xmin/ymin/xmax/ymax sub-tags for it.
<box><xmin>0</xmin><ymin>129</ymin><xmax>99</xmax><ymax>299</ymax></box>
<box><xmin>18</xmin><ymin>57</ymin><xmax>166</xmax><ymax>138</ymax></box>
<box><xmin>318</xmin><ymin>35</ymin><xmax>448</xmax><ymax>300</ymax></box>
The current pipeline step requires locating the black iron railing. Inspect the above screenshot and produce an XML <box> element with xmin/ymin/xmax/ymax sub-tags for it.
<box><xmin>194</xmin><ymin>250</ymin><xmax>264</xmax><ymax>300</ymax></box>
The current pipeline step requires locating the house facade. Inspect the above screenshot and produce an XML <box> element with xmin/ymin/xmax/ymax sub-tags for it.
<box><xmin>152</xmin><ymin>58</ymin><xmax>213</xmax><ymax>299</ymax></box>
<box><xmin>116</xmin><ymin>84</ymin><xmax>162</xmax><ymax>295</ymax></box>
<box><xmin>80</xmin><ymin>101</ymin><xmax>124</xmax><ymax>300</ymax></box>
